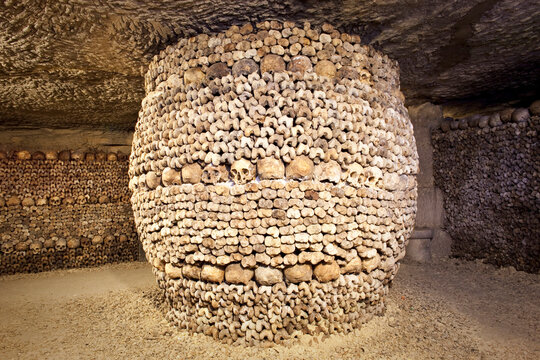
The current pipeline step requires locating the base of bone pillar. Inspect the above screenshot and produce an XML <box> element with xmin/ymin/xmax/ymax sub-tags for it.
<box><xmin>154</xmin><ymin>268</ymin><xmax>389</xmax><ymax>345</ymax></box>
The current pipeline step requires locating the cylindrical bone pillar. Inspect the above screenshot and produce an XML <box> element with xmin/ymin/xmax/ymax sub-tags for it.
<box><xmin>129</xmin><ymin>21</ymin><xmax>418</xmax><ymax>345</ymax></box>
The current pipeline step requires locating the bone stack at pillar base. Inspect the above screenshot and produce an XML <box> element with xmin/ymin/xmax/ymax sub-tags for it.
<box><xmin>0</xmin><ymin>150</ymin><xmax>139</xmax><ymax>274</ymax></box>
<box><xmin>130</xmin><ymin>21</ymin><xmax>418</xmax><ymax>344</ymax></box>
<box><xmin>433</xmin><ymin>102</ymin><xmax>540</xmax><ymax>273</ymax></box>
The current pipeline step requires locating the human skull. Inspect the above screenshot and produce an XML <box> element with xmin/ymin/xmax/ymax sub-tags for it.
<box><xmin>98</xmin><ymin>195</ymin><xmax>109</xmax><ymax>204</ymax></box>
<box><xmin>260</xmin><ymin>54</ymin><xmax>285</xmax><ymax>74</ymax></box>
<box><xmin>50</xmin><ymin>196</ymin><xmax>61</xmax><ymax>206</ymax></box>
<box><xmin>182</xmin><ymin>163</ymin><xmax>203</xmax><ymax>184</ymax></box>
<box><xmin>91</xmin><ymin>235</ymin><xmax>103</xmax><ymax>246</ymax></box>
<box><xmin>15</xmin><ymin>241</ymin><xmax>28</xmax><ymax>251</ymax></box>
<box><xmin>202</xmin><ymin>164</ymin><xmax>229</xmax><ymax>184</ymax></box>
<box><xmin>232</xmin><ymin>59</ymin><xmax>259</xmax><ymax>77</ymax></box>
<box><xmin>512</xmin><ymin>108</ymin><xmax>530</xmax><ymax>123</ymax></box>
<box><xmin>36</xmin><ymin>197</ymin><xmax>48</xmax><ymax>206</ymax></box>
<box><xmin>146</xmin><ymin>171</ymin><xmax>161</xmax><ymax>189</ymax></box>
<box><xmin>346</xmin><ymin>163</ymin><xmax>365</xmax><ymax>186</ymax></box>
<box><xmin>21</xmin><ymin>197</ymin><xmax>35</xmax><ymax>207</ymax></box>
<box><xmin>287</xmin><ymin>56</ymin><xmax>312</xmax><ymax>74</ymax></box>
<box><xmin>6</xmin><ymin>196</ymin><xmax>21</xmax><ymax>206</ymax></box>
<box><xmin>76</xmin><ymin>195</ymin><xmax>88</xmax><ymax>205</ymax></box>
<box><xmin>67</xmin><ymin>238</ymin><xmax>81</xmax><ymax>249</ymax></box>
<box><xmin>365</xmin><ymin>166</ymin><xmax>383</xmax><ymax>188</ymax></box>
<box><xmin>359</xmin><ymin>68</ymin><xmax>371</xmax><ymax>83</ymax></box>
<box><xmin>488</xmin><ymin>113</ymin><xmax>502</xmax><ymax>127</ymax></box>
<box><xmin>30</xmin><ymin>241</ymin><xmax>43</xmax><ymax>255</ymax></box>
<box><xmin>314</xmin><ymin>160</ymin><xmax>341</xmax><ymax>183</ymax></box>
<box><xmin>117</xmin><ymin>152</ymin><xmax>127</xmax><ymax>161</ymax></box>
<box><xmin>96</xmin><ymin>151</ymin><xmax>107</xmax><ymax>161</ymax></box>
<box><xmin>207</xmin><ymin>62</ymin><xmax>231</xmax><ymax>80</ymax></box>
<box><xmin>55</xmin><ymin>238</ymin><xmax>67</xmax><ymax>251</ymax></box>
<box><xmin>16</xmin><ymin>150</ymin><xmax>31</xmax><ymax>160</ymax></box>
<box><xmin>286</xmin><ymin>156</ymin><xmax>314</xmax><ymax>180</ymax></box>
<box><xmin>32</xmin><ymin>151</ymin><xmax>46</xmax><ymax>160</ymax></box>
<box><xmin>162</xmin><ymin>167</ymin><xmax>182</xmax><ymax>186</ymax></box>
<box><xmin>63</xmin><ymin>196</ymin><xmax>75</xmax><ymax>205</ymax></box>
<box><xmin>314</xmin><ymin>60</ymin><xmax>336</xmax><ymax>78</ymax></box>
<box><xmin>1</xmin><ymin>241</ymin><xmax>13</xmax><ymax>254</ymax></box>
<box><xmin>107</xmin><ymin>152</ymin><xmax>118</xmax><ymax>161</ymax></box>
<box><xmin>231</xmin><ymin>159</ymin><xmax>256</xmax><ymax>184</ymax></box>
<box><xmin>336</xmin><ymin>66</ymin><xmax>359</xmax><ymax>81</ymax></box>
<box><xmin>184</xmin><ymin>67</ymin><xmax>205</xmax><ymax>85</ymax></box>
<box><xmin>43</xmin><ymin>238</ymin><xmax>55</xmax><ymax>249</ymax></box>
<box><xmin>71</xmin><ymin>150</ymin><xmax>84</xmax><ymax>160</ymax></box>
<box><xmin>257</xmin><ymin>158</ymin><xmax>285</xmax><ymax>180</ymax></box>
<box><xmin>382</xmin><ymin>172</ymin><xmax>400</xmax><ymax>191</ymax></box>
<box><xmin>57</xmin><ymin>150</ymin><xmax>71</xmax><ymax>161</ymax></box>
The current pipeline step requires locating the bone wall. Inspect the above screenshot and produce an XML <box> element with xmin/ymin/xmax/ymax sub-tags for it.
<box><xmin>0</xmin><ymin>150</ymin><xmax>139</xmax><ymax>274</ymax></box>
<box><xmin>131</xmin><ymin>21</ymin><xmax>418</xmax><ymax>344</ymax></box>
<box><xmin>432</xmin><ymin>101</ymin><xmax>540</xmax><ymax>273</ymax></box>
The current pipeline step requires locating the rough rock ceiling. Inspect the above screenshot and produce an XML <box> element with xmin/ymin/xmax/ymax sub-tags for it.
<box><xmin>0</xmin><ymin>0</ymin><xmax>539</xmax><ymax>130</ymax></box>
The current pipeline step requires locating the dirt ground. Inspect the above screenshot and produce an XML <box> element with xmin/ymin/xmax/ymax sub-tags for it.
<box><xmin>0</xmin><ymin>258</ymin><xmax>538</xmax><ymax>360</ymax></box>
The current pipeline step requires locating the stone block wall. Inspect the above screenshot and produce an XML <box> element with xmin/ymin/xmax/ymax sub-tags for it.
<box><xmin>0</xmin><ymin>150</ymin><xmax>139</xmax><ymax>274</ymax></box>
<box><xmin>432</xmin><ymin>102</ymin><xmax>539</xmax><ymax>272</ymax></box>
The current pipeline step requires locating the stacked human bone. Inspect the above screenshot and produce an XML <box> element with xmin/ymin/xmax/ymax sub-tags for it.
<box><xmin>130</xmin><ymin>20</ymin><xmax>418</xmax><ymax>344</ymax></box>
<box><xmin>433</xmin><ymin>101</ymin><xmax>540</xmax><ymax>273</ymax></box>
<box><xmin>0</xmin><ymin>150</ymin><xmax>139</xmax><ymax>275</ymax></box>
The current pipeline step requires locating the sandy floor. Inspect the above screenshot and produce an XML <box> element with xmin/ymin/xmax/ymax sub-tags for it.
<box><xmin>0</xmin><ymin>259</ymin><xmax>538</xmax><ymax>360</ymax></box>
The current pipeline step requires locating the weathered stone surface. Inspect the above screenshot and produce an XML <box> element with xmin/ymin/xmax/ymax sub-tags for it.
<box><xmin>313</xmin><ymin>261</ymin><xmax>340</xmax><ymax>282</ymax></box>
<box><xmin>254</xmin><ymin>266</ymin><xmax>283</xmax><ymax>285</ymax></box>
<box><xmin>284</xmin><ymin>264</ymin><xmax>313</xmax><ymax>283</ymax></box>
<box><xmin>1</xmin><ymin>1</ymin><xmax>538</xmax><ymax>129</ymax></box>
<box><xmin>225</xmin><ymin>263</ymin><xmax>254</xmax><ymax>285</ymax></box>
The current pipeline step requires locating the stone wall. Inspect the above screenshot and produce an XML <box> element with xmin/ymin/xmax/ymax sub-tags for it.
<box><xmin>131</xmin><ymin>21</ymin><xmax>418</xmax><ymax>344</ymax></box>
<box><xmin>432</xmin><ymin>102</ymin><xmax>539</xmax><ymax>272</ymax></box>
<box><xmin>0</xmin><ymin>150</ymin><xmax>139</xmax><ymax>274</ymax></box>
<box><xmin>405</xmin><ymin>103</ymin><xmax>451</xmax><ymax>262</ymax></box>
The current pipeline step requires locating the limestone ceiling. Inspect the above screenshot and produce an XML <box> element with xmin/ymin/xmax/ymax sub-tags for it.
<box><xmin>0</xmin><ymin>0</ymin><xmax>539</xmax><ymax>130</ymax></box>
